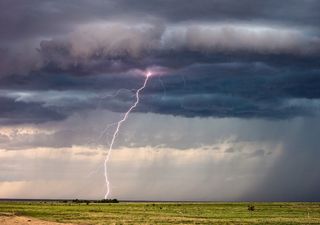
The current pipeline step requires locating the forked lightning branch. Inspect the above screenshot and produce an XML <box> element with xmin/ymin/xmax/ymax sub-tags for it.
<box><xmin>103</xmin><ymin>71</ymin><xmax>152</xmax><ymax>199</ymax></box>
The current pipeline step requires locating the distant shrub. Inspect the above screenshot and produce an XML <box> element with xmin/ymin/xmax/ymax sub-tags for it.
<box><xmin>72</xmin><ymin>199</ymin><xmax>80</xmax><ymax>203</ymax></box>
<box><xmin>14</xmin><ymin>211</ymin><xmax>24</xmax><ymax>216</ymax></box>
<box><xmin>248</xmin><ymin>204</ymin><xmax>255</xmax><ymax>212</ymax></box>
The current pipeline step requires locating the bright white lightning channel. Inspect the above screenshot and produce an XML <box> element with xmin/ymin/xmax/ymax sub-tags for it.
<box><xmin>104</xmin><ymin>71</ymin><xmax>152</xmax><ymax>199</ymax></box>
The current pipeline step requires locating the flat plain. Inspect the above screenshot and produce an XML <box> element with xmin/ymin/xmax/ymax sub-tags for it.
<box><xmin>0</xmin><ymin>201</ymin><xmax>320</xmax><ymax>224</ymax></box>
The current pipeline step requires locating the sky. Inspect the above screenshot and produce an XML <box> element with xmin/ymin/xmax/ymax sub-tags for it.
<box><xmin>0</xmin><ymin>0</ymin><xmax>320</xmax><ymax>201</ymax></box>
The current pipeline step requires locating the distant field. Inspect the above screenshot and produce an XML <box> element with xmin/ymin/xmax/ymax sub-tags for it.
<box><xmin>1</xmin><ymin>201</ymin><xmax>320</xmax><ymax>224</ymax></box>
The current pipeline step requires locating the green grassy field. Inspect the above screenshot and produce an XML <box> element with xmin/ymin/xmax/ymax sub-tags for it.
<box><xmin>1</xmin><ymin>201</ymin><xmax>320</xmax><ymax>224</ymax></box>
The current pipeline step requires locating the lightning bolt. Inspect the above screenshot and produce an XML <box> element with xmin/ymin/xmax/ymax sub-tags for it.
<box><xmin>104</xmin><ymin>71</ymin><xmax>152</xmax><ymax>199</ymax></box>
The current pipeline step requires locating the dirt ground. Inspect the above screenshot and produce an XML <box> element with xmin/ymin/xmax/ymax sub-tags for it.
<box><xmin>0</xmin><ymin>214</ymin><xmax>73</xmax><ymax>225</ymax></box>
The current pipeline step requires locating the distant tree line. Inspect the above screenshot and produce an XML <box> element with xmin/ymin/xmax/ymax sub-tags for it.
<box><xmin>60</xmin><ymin>199</ymin><xmax>119</xmax><ymax>204</ymax></box>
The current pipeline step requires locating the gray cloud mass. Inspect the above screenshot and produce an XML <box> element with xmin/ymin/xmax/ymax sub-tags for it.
<box><xmin>0</xmin><ymin>0</ymin><xmax>320</xmax><ymax>201</ymax></box>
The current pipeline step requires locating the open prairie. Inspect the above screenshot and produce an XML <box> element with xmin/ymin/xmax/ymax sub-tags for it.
<box><xmin>1</xmin><ymin>201</ymin><xmax>320</xmax><ymax>224</ymax></box>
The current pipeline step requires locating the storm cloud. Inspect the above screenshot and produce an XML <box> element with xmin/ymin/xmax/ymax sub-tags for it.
<box><xmin>0</xmin><ymin>0</ymin><xmax>320</xmax><ymax>201</ymax></box>
<box><xmin>0</xmin><ymin>0</ymin><xmax>319</xmax><ymax>123</ymax></box>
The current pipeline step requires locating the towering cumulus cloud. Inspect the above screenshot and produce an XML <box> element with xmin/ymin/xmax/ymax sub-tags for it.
<box><xmin>0</xmin><ymin>0</ymin><xmax>320</xmax><ymax>201</ymax></box>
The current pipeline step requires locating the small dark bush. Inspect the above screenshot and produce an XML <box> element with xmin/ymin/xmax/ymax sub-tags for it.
<box><xmin>248</xmin><ymin>204</ymin><xmax>255</xmax><ymax>212</ymax></box>
<box><xmin>14</xmin><ymin>211</ymin><xmax>24</xmax><ymax>216</ymax></box>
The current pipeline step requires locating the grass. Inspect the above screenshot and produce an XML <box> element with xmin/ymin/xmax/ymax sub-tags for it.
<box><xmin>0</xmin><ymin>201</ymin><xmax>320</xmax><ymax>224</ymax></box>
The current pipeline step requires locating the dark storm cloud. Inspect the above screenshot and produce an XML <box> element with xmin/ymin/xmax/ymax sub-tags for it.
<box><xmin>1</xmin><ymin>0</ymin><xmax>320</xmax><ymax>42</ymax></box>
<box><xmin>0</xmin><ymin>0</ymin><xmax>320</xmax><ymax>124</ymax></box>
<box><xmin>137</xmin><ymin>63</ymin><xmax>320</xmax><ymax>118</ymax></box>
<box><xmin>0</xmin><ymin>0</ymin><xmax>117</xmax><ymax>41</ymax></box>
<box><xmin>1</xmin><ymin>0</ymin><xmax>320</xmax><ymax>75</ymax></box>
<box><xmin>1</xmin><ymin>61</ymin><xmax>320</xmax><ymax>124</ymax></box>
<box><xmin>115</xmin><ymin>0</ymin><xmax>320</xmax><ymax>26</ymax></box>
<box><xmin>0</xmin><ymin>97</ymin><xmax>65</xmax><ymax>124</ymax></box>
<box><xmin>1</xmin><ymin>0</ymin><xmax>320</xmax><ymax>202</ymax></box>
